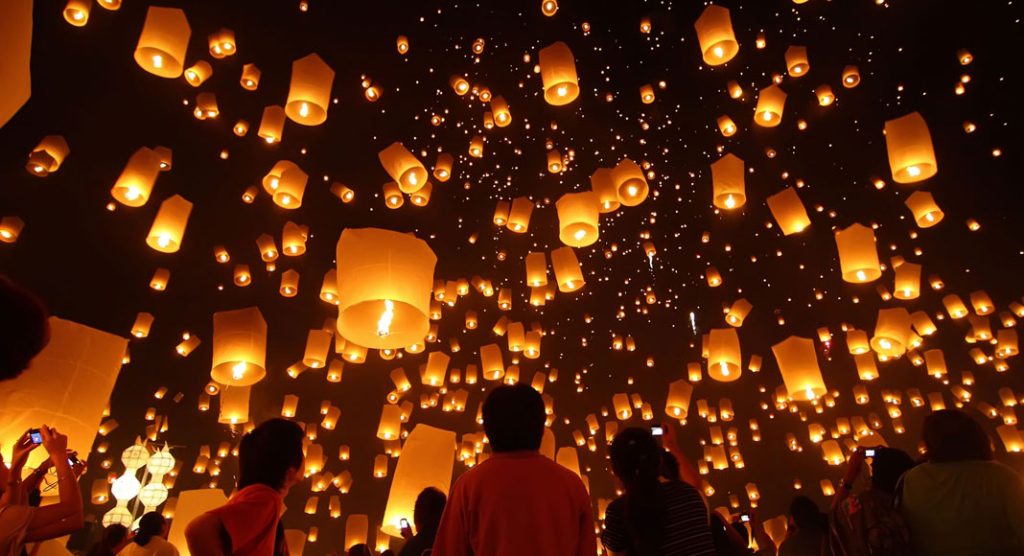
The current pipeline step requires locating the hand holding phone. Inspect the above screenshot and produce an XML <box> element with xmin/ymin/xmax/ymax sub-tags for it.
<box><xmin>864</xmin><ymin>448</ymin><xmax>876</xmax><ymax>457</ymax></box>
<box><xmin>29</xmin><ymin>429</ymin><xmax>43</xmax><ymax>445</ymax></box>
<box><xmin>650</xmin><ymin>425</ymin><xmax>664</xmax><ymax>437</ymax></box>
<box><xmin>739</xmin><ymin>512</ymin><xmax>751</xmax><ymax>523</ymax></box>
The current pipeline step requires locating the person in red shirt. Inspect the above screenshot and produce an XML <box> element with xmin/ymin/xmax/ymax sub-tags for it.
<box><xmin>432</xmin><ymin>384</ymin><xmax>597</xmax><ymax>556</ymax></box>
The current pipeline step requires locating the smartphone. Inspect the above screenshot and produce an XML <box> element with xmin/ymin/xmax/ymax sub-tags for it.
<box><xmin>400</xmin><ymin>518</ymin><xmax>410</xmax><ymax>529</ymax></box>
<box><xmin>864</xmin><ymin>448</ymin><xmax>876</xmax><ymax>457</ymax></box>
<box><xmin>67</xmin><ymin>453</ymin><xmax>81</xmax><ymax>467</ymax></box>
<box><xmin>650</xmin><ymin>425</ymin><xmax>664</xmax><ymax>437</ymax></box>
<box><xmin>29</xmin><ymin>429</ymin><xmax>43</xmax><ymax>445</ymax></box>
<box><xmin>739</xmin><ymin>512</ymin><xmax>751</xmax><ymax>523</ymax></box>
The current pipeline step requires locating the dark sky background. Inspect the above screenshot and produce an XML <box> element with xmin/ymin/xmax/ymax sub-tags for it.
<box><xmin>2</xmin><ymin>0</ymin><xmax>1024</xmax><ymax>553</ymax></box>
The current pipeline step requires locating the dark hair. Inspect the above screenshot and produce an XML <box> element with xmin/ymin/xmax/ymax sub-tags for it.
<box><xmin>660</xmin><ymin>450</ymin><xmax>681</xmax><ymax>482</ymax></box>
<box><xmin>413</xmin><ymin>487</ymin><xmax>447</xmax><ymax>539</ymax></box>
<box><xmin>0</xmin><ymin>275</ymin><xmax>50</xmax><ymax>381</ymax></box>
<box><xmin>609</xmin><ymin>427</ymin><xmax>665</xmax><ymax>554</ymax></box>
<box><xmin>789</xmin><ymin>496</ymin><xmax>825</xmax><ymax>533</ymax></box>
<box><xmin>134</xmin><ymin>512</ymin><xmax>164</xmax><ymax>546</ymax></box>
<box><xmin>347</xmin><ymin>543</ymin><xmax>372</xmax><ymax>556</ymax></box>
<box><xmin>870</xmin><ymin>447</ymin><xmax>915</xmax><ymax>493</ymax></box>
<box><xmin>86</xmin><ymin>524</ymin><xmax>128</xmax><ymax>556</ymax></box>
<box><xmin>482</xmin><ymin>384</ymin><xmax>545</xmax><ymax>452</ymax></box>
<box><xmin>923</xmin><ymin>409</ymin><xmax>992</xmax><ymax>462</ymax></box>
<box><xmin>238</xmin><ymin>418</ymin><xmax>305</xmax><ymax>491</ymax></box>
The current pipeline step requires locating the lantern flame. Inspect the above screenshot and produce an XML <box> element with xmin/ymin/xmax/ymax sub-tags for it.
<box><xmin>377</xmin><ymin>299</ymin><xmax>395</xmax><ymax>337</ymax></box>
<box><xmin>232</xmin><ymin>361</ymin><xmax>246</xmax><ymax>380</ymax></box>
<box><xmin>152</xmin><ymin>55</ymin><xmax>163</xmax><ymax>69</ymax></box>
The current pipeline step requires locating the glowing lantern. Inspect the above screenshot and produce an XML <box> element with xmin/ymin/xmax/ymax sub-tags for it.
<box><xmin>283</xmin><ymin>222</ymin><xmax>309</xmax><ymax>256</ymax></box>
<box><xmin>274</xmin><ymin>166</ymin><xmax>308</xmax><ymax>209</ymax></box>
<box><xmin>383</xmin><ymin>182</ymin><xmax>404</xmax><ymax>209</ymax></box>
<box><xmin>970</xmin><ymin>290</ymin><xmax>994</xmax><ymax>315</ymax></box>
<box><xmin>377</xmin><ymin>405</ymin><xmax>403</xmax><ymax>440</ymax></box>
<box><xmin>479</xmin><ymin>343</ymin><xmax>504</xmax><ymax>380</ymax></box>
<box><xmin>507</xmin><ymin>196</ymin><xmax>533</xmax><ymax>233</ymax></box>
<box><xmin>612</xmin><ymin>393</ymin><xmax>632</xmax><ymax>420</ymax></box>
<box><xmin>893</xmin><ymin>262</ymin><xmax>921</xmax><ymax>300</ymax></box>
<box><xmin>381</xmin><ymin>425</ymin><xmax>456</xmax><ymax>537</ymax></box>
<box><xmin>134</xmin><ymin>6</ymin><xmax>190</xmax><ymax>78</ymax></box>
<box><xmin>258</xmin><ymin>105</ymin><xmax>286</xmax><ymax>144</ymax></box>
<box><xmin>63</xmin><ymin>0</ymin><xmax>92</xmax><ymax>25</ymax></box>
<box><xmin>785</xmin><ymin>46</ymin><xmax>809</xmax><ymax>77</ymax></box>
<box><xmin>694</xmin><ymin>5</ymin><xmax>739</xmax><ymax>65</ymax></box>
<box><xmin>766</xmin><ymin>188</ymin><xmax>810</xmax><ymax>235</ymax></box>
<box><xmin>286</xmin><ymin>53</ymin><xmax>334</xmax><ymax>126</ymax></box>
<box><xmin>725</xmin><ymin>299</ymin><xmax>753</xmax><ymax>327</ymax></box>
<box><xmin>590</xmin><ymin>168</ymin><xmax>621</xmax><ymax>213</ymax></box>
<box><xmin>210</xmin><ymin>307</ymin><xmax>267</xmax><ymax>387</ymax></box>
<box><xmin>706</xmin><ymin>267</ymin><xmax>722</xmax><ymax>287</ymax></box>
<box><xmin>708</xmin><ymin>328</ymin><xmax>741</xmax><ymax>382</ymax></box>
<box><xmin>639</xmin><ymin>84</ymin><xmax>655</xmax><ymax>104</ymax></box>
<box><xmin>525</xmin><ymin>252</ymin><xmax>549</xmax><ymax>287</ymax></box>
<box><xmin>871</xmin><ymin>308</ymin><xmax>912</xmax><ymax>358</ymax></box>
<box><xmin>541</xmin><ymin>0</ymin><xmax>558</xmax><ymax>16</ymax></box>
<box><xmin>468</xmin><ymin>135</ymin><xmax>484</xmax><ymax>158</ymax></box>
<box><xmin>240</xmin><ymin>63</ymin><xmax>261</xmax><ymax>90</ymax></box>
<box><xmin>754</xmin><ymin>85</ymin><xmax>786</xmax><ymax>127</ymax></box>
<box><xmin>233</xmin><ymin>265</ymin><xmax>251</xmax><ymax>287</ymax></box>
<box><xmin>924</xmin><ymin>349</ymin><xmax>947</xmax><ymax>378</ymax></box>
<box><xmin>666</xmin><ymin>379</ymin><xmax>693</xmax><ymax>419</ymax></box>
<box><xmin>996</xmin><ymin>425</ymin><xmax>1023</xmax><ymax>453</ymax></box>
<box><xmin>396</xmin><ymin>35</ymin><xmax>410</xmax><ymax>54</ymax></box>
<box><xmin>491</xmin><ymin>96</ymin><xmax>512</xmax><ymax>127</ymax></box>
<box><xmin>551</xmin><ymin>246</ymin><xmax>585</xmax><ymax>292</ymax></box>
<box><xmin>842</xmin><ymin>65</ymin><xmax>860</xmax><ymax>88</ymax></box>
<box><xmin>711</xmin><ymin>153</ymin><xmax>745</xmax><ymax>210</ymax></box>
<box><xmin>772</xmin><ymin>336</ymin><xmax>827</xmax><ymax>401</ymax></box>
<box><xmin>233</xmin><ymin>120</ymin><xmax>249</xmax><ymax>136</ymax></box>
<box><xmin>539</xmin><ymin>41</ymin><xmax>579</xmax><ymax>106</ymax></box>
<box><xmin>193</xmin><ymin>92</ymin><xmax>219</xmax><ymax>119</ymax></box>
<box><xmin>815</xmin><ymin>85</ymin><xmax>835</xmax><ymax>106</ymax></box>
<box><xmin>184</xmin><ymin>61</ymin><xmax>212</xmax><ymax>87</ymax></box>
<box><xmin>884</xmin><ymin>112</ymin><xmax>937</xmax><ymax>183</ymax></box>
<box><xmin>146</xmin><ymin>195</ymin><xmax>192</xmax><ymax>253</ymax></box>
<box><xmin>150</xmin><ymin>268</ymin><xmax>170</xmax><ymax>291</ymax></box>
<box><xmin>943</xmin><ymin>295</ymin><xmax>969</xmax><ymax>319</ymax></box>
<box><xmin>821</xmin><ymin>440</ymin><xmax>844</xmax><ymax>465</ymax></box>
<box><xmin>854</xmin><ymin>353</ymin><xmax>878</xmax><ymax>381</ymax></box>
<box><xmin>903</xmin><ymin>191</ymin><xmax>944</xmax><ymax>229</ymax></box>
<box><xmin>0</xmin><ymin>217</ymin><xmax>23</xmax><ymax>243</ymax></box>
<box><xmin>996</xmin><ymin>329</ymin><xmax>1019</xmax><ymax>359</ymax></box>
<box><xmin>372</xmin><ymin>456</ymin><xmax>389</xmax><ymax>478</ymax></box>
<box><xmin>112</xmin><ymin>147</ymin><xmax>161</xmax><ymax>207</ymax></box>
<box><xmin>410</xmin><ymin>182</ymin><xmax>433</xmax><ymax>206</ymax></box>
<box><xmin>556</xmin><ymin>192</ymin><xmax>600</xmax><ymax>247</ymax></box>
<box><xmin>717</xmin><ymin>115</ymin><xmax>737</xmax><ymax>137</ymax></box>
<box><xmin>26</xmin><ymin>135</ymin><xmax>70</xmax><ymax>177</ymax></box>
<box><xmin>218</xmin><ymin>385</ymin><xmax>250</xmax><ymax>424</ymax></box>
<box><xmin>207</xmin><ymin>28</ymin><xmax>235</xmax><ymax>58</ymax></box>
<box><xmin>835</xmin><ymin>223</ymin><xmax>880</xmax><ymax>283</ymax></box>
<box><xmin>303</xmin><ymin>330</ymin><xmax>332</xmax><ymax>369</ymax></box>
<box><xmin>433</xmin><ymin>153</ymin><xmax>454</xmax><ymax>182</ymax></box>
<box><xmin>449</xmin><ymin>75</ymin><xmax>470</xmax><ymax>95</ymax></box>
<box><xmin>335</xmin><ymin>228</ymin><xmax>437</xmax><ymax>350</ymax></box>
<box><xmin>379</xmin><ymin>142</ymin><xmax>428</xmax><ymax>194</ymax></box>
<box><xmin>611</xmin><ymin>158</ymin><xmax>649</xmax><ymax>206</ymax></box>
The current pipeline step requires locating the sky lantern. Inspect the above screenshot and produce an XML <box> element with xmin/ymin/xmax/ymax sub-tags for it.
<box><xmin>547</xmin><ymin>150</ymin><xmax>563</xmax><ymax>173</ymax></box>
<box><xmin>835</xmin><ymin>223</ymin><xmax>881</xmax><ymax>283</ymax></box>
<box><xmin>969</xmin><ymin>290</ymin><xmax>994</xmax><ymax>315</ymax></box>
<box><xmin>193</xmin><ymin>92</ymin><xmax>219</xmax><ymax>119</ymax></box>
<box><xmin>111</xmin><ymin>147</ymin><xmax>161</xmax><ymax>207</ymax></box>
<box><xmin>258</xmin><ymin>105</ymin><xmax>286</xmax><ymax>143</ymax></box>
<box><xmin>423</xmin><ymin>351</ymin><xmax>450</xmax><ymax>386</ymax></box>
<box><xmin>541</xmin><ymin>0</ymin><xmax>558</xmax><ymax>16</ymax></box>
<box><xmin>506</xmin><ymin>196</ymin><xmax>534</xmax><ymax>233</ymax></box>
<box><xmin>378</xmin><ymin>142</ymin><xmax>428</xmax><ymax>193</ymax></box>
<box><xmin>766</xmin><ymin>188</ymin><xmax>810</xmax><ymax>235</ymax></box>
<box><xmin>725</xmin><ymin>299</ymin><xmax>753</xmax><ymax>327</ymax></box>
<box><xmin>612</xmin><ymin>393</ymin><xmax>632</xmax><ymax>420</ymax></box>
<box><xmin>183</xmin><ymin>61</ymin><xmax>212</xmax><ymax>87</ymax></box>
<box><xmin>666</xmin><ymin>379</ymin><xmax>693</xmax><ymax>419</ymax></box>
<box><xmin>815</xmin><ymin>85</ymin><xmax>835</xmax><ymax>106</ymax></box>
<box><xmin>479</xmin><ymin>343</ymin><xmax>504</xmax><ymax>380</ymax></box>
<box><xmin>211</xmin><ymin>307</ymin><xmax>267</xmax><ymax>387</ymax></box>
<box><xmin>708</xmin><ymin>328</ymin><xmax>741</xmax><ymax>382</ymax></box>
<box><xmin>784</xmin><ymin>46</ymin><xmax>809</xmax><ymax>77</ymax></box>
<box><xmin>491</xmin><ymin>96</ymin><xmax>512</xmax><ymax>127</ymax></box>
<box><xmin>286</xmin><ymin>53</ymin><xmax>334</xmax><ymax>125</ymax></box>
<box><xmin>842</xmin><ymin>65</ymin><xmax>861</xmax><ymax>88</ymax></box>
<box><xmin>772</xmin><ymin>336</ymin><xmax>827</xmax><ymax>401</ymax></box>
<box><xmin>335</xmin><ymin>228</ymin><xmax>437</xmax><ymax>350</ymax></box>
<box><xmin>133</xmin><ymin>6</ymin><xmax>190</xmax><ymax>78</ymax></box>
<box><xmin>208</xmin><ymin>28</ymin><xmax>236</xmax><ymax>58</ymax></box>
<box><xmin>263</xmin><ymin>160</ymin><xmax>299</xmax><ymax>195</ymax></box>
<box><xmin>905</xmin><ymin>191</ymin><xmax>944</xmax><ymax>227</ymax></box>
<box><xmin>590</xmin><ymin>168</ymin><xmax>621</xmax><ymax>213</ymax></box>
<box><xmin>274</xmin><ymin>165</ymin><xmax>308</xmax><ymax>209</ymax></box>
<box><xmin>303</xmin><ymin>329</ymin><xmax>332</xmax><ymax>369</ymax></box>
<box><xmin>377</xmin><ymin>405</ymin><xmax>403</xmax><ymax>440</ymax></box>
<box><xmin>611</xmin><ymin>158</ymin><xmax>649</xmax><ymax>206</ymax></box>
<box><xmin>410</xmin><ymin>182</ymin><xmax>433</xmax><ymax>206</ymax></box>
<box><xmin>26</xmin><ymin>135</ymin><xmax>70</xmax><ymax>177</ymax></box>
<box><xmin>754</xmin><ymin>85</ymin><xmax>786</xmax><ymax>127</ymax></box>
<box><xmin>381</xmin><ymin>425</ymin><xmax>456</xmax><ymax>537</ymax></box>
<box><xmin>282</xmin><ymin>222</ymin><xmax>309</xmax><ymax>256</ymax></box>
<box><xmin>146</xmin><ymin>195</ymin><xmax>192</xmax><ymax>253</ymax></box>
<box><xmin>871</xmin><ymin>308</ymin><xmax>912</xmax><ymax>358</ymax></box>
<box><xmin>639</xmin><ymin>84</ymin><xmax>655</xmax><ymax>104</ymax></box>
<box><xmin>885</xmin><ymin>112</ymin><xmax>937</xmax><ymax>183</ymax></box>
<box><xmin>433</xmin><ymin>153</ymin><xmax>454</xmax><ymax>182</ymax></box>
<box><xmin>63</xmin><ymin>0</ymin><xmax>91</xmax><ymax>26</ymax></box>
<box><xmin>240</xmin><ymin>63</ymin><xmax>261</xmax><ymax>90</ymax></box>
<box><xmin>217</xmin><ymin>385</ymin><xmax>251</xmax><ymax>425</ymax></box>
<box><xmin>943</xmin><ymin>294</ymin><xmax>969</xmax><ymax>319</ymax></box>
<box><xmin>694</xmin><ymin>5</ymin><xmax>739</xmax><ymax>66</ymax></box>
<box><xmin>556</xmin><ymin>192</ymin><xmax>600</xmax><ymax>247</ymax></box>
<box><xmin>449</xmin><ymin>75</ymin><xmax>470</xmax><ymax>95</ymax></box>
<box><xmin>551</xmin><ymin>246</ymin><xmax>585</xmax><ymax>292</ymax></box>
<box><xmin>893</xmin><ymin>262</ymin><xmax>921</xmax><ymax>300</ymax></box>
<box><xmin>717</xmin><ymin>115</ymin><xmax>737</xmax><ymax>137</ymax></box>
<box><xmin>711</xmin><ymin>153</ymin><xmax>746</xmax><ymax>210</ymax></box>
<box><xmin>396</xmin><ymin>35</ymin><xmax>410</xmax><ymax>54</ymax></box>
<box><xmin>539</xmin><ymin>41</ymin><xmax>579</xmax><ymax>105</ymax></box>
<box><xmin>383</xmin><ymin>182</ymin><xmax>404</xmax><ymax>209</ymax></box>
<box><xmin>924</xmin><ymin>349</ymin><xmax>948</xmax><ymax>378</ymax></box>
<box><xmin>525</xmin><ymin>252</ymin><xmax>549</xmax><ymax>287</ymax></box>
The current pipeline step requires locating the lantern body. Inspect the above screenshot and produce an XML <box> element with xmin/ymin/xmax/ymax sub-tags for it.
<box><xmin>525</xmin><ymin>252</ymin><xmax>549</xmax><ymax>287</ymax></box>
<box><xmin>539</xmin><ymin>41</ymin><xmax>579</xmax><ymax>105</ymax></box>
<box><xmin>379</xmin><ymin>142</ymin><xmax>428</xmax><ymax>193</ymax></box>
<box><xmin>26</xmin><ymin>135</ymin><xmax>70</xmax><ymax>177</ymax></box>
<box><xmin>556</xmin><ymin>192</ymin><xmax>599</xmax><ymax>247</ymax></box>
<box><xmin>754</xmin><ymin>85</ymin><xmax>786</xmax><ymax>127</ymax></box>
<box><xmin>335</xmin><ymin>228</ymin><xmax>437</xmax><ymax>350</ymax></box>
<box><xmin>842</xmin><ymin>65</ymin><xmax>860</xmax><ymax>88</ymax></box>
<box><xmin>211</xmin><ymin>307</ymin><xmax>267</xmax><ymax>386</ymax></box>
<box><xmin>785</xmin><ymin>46</ymin><xmax>809</xmax><ymax>77</ymax></box>
<box><xmin>433</xmin><ymin>153</ymin><xmax>454</xmax><ymax>182</ymax></box>
<box><xmin>381</xmin><ymin>425</ymin><xmax>456</xmax><ymax>536</ymax></box>
<box><xmin>112</xmin><ymin>147</ymin><xmax>161</xmax><ymax>207</ymax></box>
<box><xmin>303</xmin><ymin>329</ymin><xmax>332</xmax><ymax>368</ymax></box>
<box><xmin>240</xmin><ymin>63</ymin><xmax>261</xmax><ymax>90</ymax></box>
<box><xmin>666</xmin><ymin>379</ymin><xmax>693</xmax><ymax>419</ymax></box>
<box><xmin>275</xmin><ymin>166</ymin><xmax>308</xmax><ymax>209</ymax></box>
<box><xmin>766</xmin><ymin>188</ymin><xmax>810</xmax><ymax>235</ymax></box>
<box><xmin>146</xmin><ymin>195</ymin><xmax>192</xmax><ymax>253</ymax></box>
<box><xmin>479</xmin><ymin>343</ymin><xmax>504</xmax><ymax>380</ymax></box>
<box><xmin>611</xmin><ymin>158</ymin><xmax>648</xmax><ymax>206</ymax></box>
<box><xmin>184</xmin><ymin>61</ymin><xmax>212</xmax><ymax>87</ymax></box>
<box><xmin>286</xmin><ymin>53</ymin><xmax>334</xmax><ymax>126</ymax></box>
<box><xmin>893</xmin><ymin>262</ymin><xmax>921</xmax><ymax>300</ymax></box>
<box><xmin>258</xmin><ymin>105</ymin><xmax>286</xmax><ymax>144</ymax></box>
<box><xmin>725</xmin><ymin>299</ymin><xmax>753</xmax><ymax>327</ymax></box>
<box><xmin>871</xmin><ymin>308</ymin><xmax>912</xmax><ymax>358</ymax></box>
<box><xmin>717</xmin><ymin>115</ymin><xmax>737</xmax><ymax>137</ymax></box>
<box><xmin>905</xmin><ymin>191</ymin><xmax>944</xmax><ymax>228</ymax></box>
<box><xmin>134</xmin><ymin>7</ymin><xmax>191</xmax><ymax>78</ymax></box>
<box><xmin>590</xmin><ymin>168</ymin><xmax>621</xmax><ymax>213</ymax></box>
<box><xmin>885</xmin><ymin>112</ymin><xmax>937</xmax><ymax>183</ymax></box>
<box><xmin>708</xmin><ymin>329</ymin><xmax>741</xmax><ymax>382</ymax></box>
<box><xmin>551</xmin><ymin>246</ymin><xmax>585</xmax><ymax>292</ymax></box>
<box><xmin>694</xmin><ymin>5</ymin><xmax>739</xmax><ymax>65</ymax></box>
<box><xmin>835</xmin><ymin>223</ymin><xmax>881</xmax><ymax>283</ymax></box>
<box><xmin>491</xmin><ymin>96</ymin><xmax>512</xmax><ymax>127</ymax></box>
<box><xmin>507</xmin><ymin>197</ymin><xmax>533</xmax><ymax>233</ymax></box>
<box><xmin>711</xmin><ymin>153</ymin><xmax>746</xmax><ymax>210</ymax></box>
<box><xmin>772</xmin><ymin>336</ymin><xmax>827</xmax><ymax>401</ymax></box>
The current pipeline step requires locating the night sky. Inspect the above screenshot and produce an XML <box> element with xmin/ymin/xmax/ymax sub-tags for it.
<box><xmin>1</xmin><ymin>0</ymin><xmax>1023</xmax><ymax>553</ymax></box>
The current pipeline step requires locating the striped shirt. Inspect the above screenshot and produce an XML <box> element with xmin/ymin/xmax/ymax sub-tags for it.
<box><xmin>601</xmin><ymin>480</ymin><xmax>717</xmax><ymax>556</ymax></box>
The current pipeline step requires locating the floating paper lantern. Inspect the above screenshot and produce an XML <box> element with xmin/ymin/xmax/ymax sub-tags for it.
<box><xmin>0</xmin><ymin>216</ymin><xmax>23</xmax><ymax>243</ymax></box>
<box><xmin>303</xmin><ymin>329</ymin><xmax>332</xmax><ymax>368</ymax></box>
<box><xmin>551</xmin><ymin>246</ymin><xmax>585</xmax><ymax>292</ymax></box>
<box><xmin>258</xmin><ymin>105</ymin><xmax>286</xmax><ymax>144</ymax></box>
<box><xmin>885</xmin><ymin>112</ymin><xmax>937</xmax><ymax>183</ymax></box>
<box><xmin>766</xmin><ymin>188</ymin><xmax>810</xmax><ymax>235</ymax></box>
<box><xmin>711</xmin><ymin>153</ymin><xmax>745</xmax><ymax>210</ymax></box>
<box><xmin>274</xmin><ymin>165</ymin><xmax>308</xmax><ymax>209</ymax></box>
<box><xmin>491</xmin><ymin>96</ymin><xmax>512</xmax><ymax>127</ymax></box>
<box><xmin>410</xmin><ymin>182</ymin><xmax>433</xmax><ymax>206</ymax></box>
<box><xmin>821</xmin><ymin>440</ymin><xmax>844</xmax><ymax>465</ymax></box>
<box><xmin>383</xmin><ymin>182</ymin><xmax>404</xmax><ymax>209</ymax></box>
<box><xmin>218</xmin><ymin>385</ymin><xmax>250</xmax><ymax>424</ymax></box>
<box><xmin>184</xmin><ymin>61</ymin><xmax>212</xmax><ymax>87</ymax></box>
<box><xmin>725</xmin><ymin>299</ymin><xmax>753</xmax><ymax>327</ymax></box>
<box><xmin>541</xmin><ymin>0</ymin><xmax>558</xmax><ymax>16</ymax></box>
<box><xmin>280</xmin><ymin>270</ymin><xmax>300</xmax><ymax>297</ymax></box>
<box><xmin>835</xmin><ymin>223</ymin><xmax>880</xmax><ymax>283</ymax></box>
<box><xmin>193</xmin><ymin>92</ymin><xmax>219</xmax><ymax>119</ymax></box>
<box><xmin>717</xmin><ymin>115</ymin><xmax>737</xmax><ymax>137</ymax></box>
<box><xmin>525</xmin><ymin>252</ymin><xmax>549</xmax><ymax>287</ymax></box>
<box><xmin>996</xmin><ymin>329</ymin><xmax>1019</xmax><ymax>359</ymax></box>
<box><xmin>449</xmin><ymin>75</ymin><xmax>470</xmax><ymax>95</ymax></box>
<box><xmin>208</xmin><ymin>28</ymin><xmax>235</xmax><ymax>58</ymax></box>
<box><xmin>283</xmin><ymin>222</ymin><xmax>309</xmax><ymax>256</ymax></box>
<box><xmin>666</xmin><ymin>379</ymin><xmax>693</xmax><ymax>419</ymax></box>
<box><xmin>590</xmin><ymin>168</ymin><xmax>621</xmax><ymax>213</ymax></box>
<box><xmin>380</xmin><ymin>425</ymin><xmax>456</xmax><ymax>537</ymax></box>
<box><xmin>233</xmin><ymin>265</ymin><xmax>251</xmax><ymax>287</ymax></box>
<box><xmin>694</xmin><ymin>5</ymin><xmax>738</xmax><ymax>65</ymax></box>
<box><xmin>556</xmin><ymin>192</ymin><xmax>599</xmax><ymax>247</ymax></box>
<box><xmin>479</xmin><ymin>343</ymin><xmax>504</xmax><ymax>380</ymax></box>
<box><xmin>924</xmin><ymin>349</ymin><xmax>947</xmax><ymax>378</ymax></box>
<box><xmin>612</xmin><ymin>158</ymin><xmax>648</xmax><ymax>206</ymax></box>
<box><xmin>754</xmin><ymin>85</ymin><xmax>786</xmax><ymax>127</ymax></box>
<box><xmin>396</xmin><ymin>35</ymin><xmax>409</xmax><ymax>54</ymax></box>
<box><xmin>706</xmin><ymin>267</ymin><xmax>722</xmax><ymax>287</ymax></box>
<box><xmin>639</xmin><ymin>84</ymin><xmax>655</xmax><ymax>104</ymax></box>
<box><xmin>943</xmin><ymin>294</ymin><xmax>969</xmax><ymax>319</ymax></box>
<box><xmin>539</xmin><ymin>41</ymin><xmax>579</xmax><ymax>105</ymax></box>
<box><xmin>969</xmin><ymin>290</ymin><xmax>994</xmax><ymax>315</ymax></box>
<box><xmin>893</xmin><ymin>262</ymin><xmax>921</xmax><ymax>300</ymax></box>
<box><xmin>842</xmin><ymin>65</ymin><xmax>860</xmax><ymax>88</ymax></box>
<box><xmin>546</xmin><ymin>150</ymin><xmax>563</xmax><ymax>173</ymax></box>
<box><xmin>146</xmin><ymin>195</ymin><xmax>192</xmax><ymax>253</ymax></box>
<box><xmin>211</xmin><ymin>307</ymin><xmax>267</xmax><ymax>386</ymax></box>
<box><xmin>433</xmin><ymin>153</ymin><xmax>454</xmax><ymax>182</ymax></box>
<box><xmin>26</xmin><ymin>135</ymin><xmax>70</xmax><ymax>177</ymax></box>
<box><xmin>379</xmin><ymin>142</ymin><xmax>428</xmax><ymax>193</ymax></box>
<box><xmin>468</xmin><ymin>135</ymin><xmax>484</xmax><ymax>158</ymax></box>
<box><xmin>233</xmin><ymin>120</ymin><xmax>249</xmax><ymax>136</ymax></box>
<box><xmin>112</xmin><ymin>147</ymin><xmax>161</xmax><ymax>207</ymax></box>
<box><xmin>785</xmin><ymin>46</ymin><xmax>809</xmax><ymax>77</ymax></box>
<box><xmin>150</xmin><ymin>268</ymin><xmax>170</xmax><ymax>291</ymax></box>
<box><xmin>256</xmin><ymin>234</ymin><xmax>279</xmax><ymax>262</ymax></box>
<box><xmin>772</xmin><ymin>336</ymin><xmax>827</xmax><ymax>401</ymax></box>
<box><xmin>377</xmin><ymin>404</ymin><xmax>403</xmax><ymax>440</ymax></box>
<box><xmin>134</xmin><ymin>6</ymin><xmax>190</xmax><ymax>78</ymax></box>
<box><xmin>708</xmin><ymin>328</ymin><xmax>741</xmax><ymax>382</ymax></box>
<box><xmin>871</xmin><ymin>308</ymin><xmax>912</xmax><ymax>358</ymax></box>
<box><xmin>240</xmin><ymin>63</ymin><xmax>261</xmax><ymax>90</ymax></box>
<box><xmin>335</xmin><ymin>228</ymin><xmax>437</xmax><ymax>350</ymax></box>
<box><xmin>815</xmin><ymin>85</ymin><xmax>835</xmax><ymax>106</ymax></box>
<box><xmin>286</xmin><ymin>53</ymin><xmax>334</xmax><ymax>125</ymax></box>
<box><xmin>507</xmin><ymin>196</ymin><xmax>533</xmax><ymax>233</ymax></box>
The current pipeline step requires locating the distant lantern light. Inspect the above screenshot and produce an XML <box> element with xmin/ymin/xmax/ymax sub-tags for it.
<box><xmin>396</xmin><ymin>35</ymin><xmax>410</xmax><ymax>54</ymax></box>
<box><xmin>785</xmin><ymin>46</ymin><xmax>809</xmax><ymax>77</ymax></box>
<box><xmin>274</xmin><ymin>165</ymin><xmax>308</xmax><ymax>209</ymax></box>
<box><xmin>184</xmin><ymin>61</ymin><xmax>212</xmax><ymax>87</ymax></box>
<box><xmin>541</xmin><ymin>0</ymin><xmax>558</xmax><ymax>16</ymax></box>
<box><xmin>240</xmin><ymin>63</ymin><xmax>261</xmax><ymax>90</ymax></box>
<box><xmin>842</xmin><ymin>65</ymin><xmax>860</xmax><ymax>88</ymax></box>
<box><xmin>717</xmin><ymin>115</ymin><xmax>737</xmax><ymax>137</ymax></box>
<box><xmin>694</xmin><ymin>5</ymin><xmax>739</xmax><ymax>66</ymax></box>
<box><xmin>884</xmin><ymin>112</ymin><xmax>937</xmax><ymax>183</ymax></box>
<box><xmin>539</xmin><ymin>41</ymin><xmax>579</xmax><ymax>106</ymax></box>
<box><xmin>506</xmin><ymin>197</ymin><xmax>534</xmax><ymax>233</ymax></box>
<box><xmin>766</xmin><ymin>188</ymin><xmax>811</xmax><ymax>235</ymax></box>
<box><xmin>815</xmin><ymin>85</ymin><xmax>835</xmax><ymax>106</ymax></box>
<box><xmin>134</xmin><ymin>6</ymin><xmax>191</xmax><ymax>78</ymax></box>
<box><xmin>64</xmin><ymin>0</ymin><xmax>91</xmax><ymax>27</ymax></box>
<box><xmin>207</xmin><ymin>28</ymin><xmax>236</xmax><ymax>59</ymax></box>
<box><xmin>491</xmin><ymin>96</ymin><xmax>512</xmax><ymax>127</ymax></box>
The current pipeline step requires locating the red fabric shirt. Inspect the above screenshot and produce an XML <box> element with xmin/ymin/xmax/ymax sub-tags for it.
<box><xmin>432</xmin><ymin>451</ymin><xmax>597</xmax><ymax>556</ymax></box>
<box><xmin>207</xmin><ymin>484</ymin><xmax>284</xmax><ymax>556</ymax></box>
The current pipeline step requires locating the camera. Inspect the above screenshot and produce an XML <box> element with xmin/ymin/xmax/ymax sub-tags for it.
<box><xmin>650</xmin><ymin>425</ymin><xmax>663</xmax><ymax>437</ymax></box>
<box><xmin>28</xmin><ymin>429</ymin><xmax>43</xmax><ymax>445</ymax></box>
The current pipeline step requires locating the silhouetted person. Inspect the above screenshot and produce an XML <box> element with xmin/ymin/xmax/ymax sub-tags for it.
<box><xmin>779</xmin><ymin>496</ymin><xmax>826</xmax><ymax>556</ymax></box>
<box><xmin>185</xmin><ymin>419</ymin><xmax>305</xmax><ymax>556</ymax></box>
<box><xmin>829</xmin><ymin>446</ymin><xmax>914</xmax><ymax>556</ymax></box>
<box><xmin>347</xmin><ymin>544</ymin><xmax>372</xmax><ymax>556</ymax></box>
<box><xmin>118</xmin><ymin>512</ymin><xmax>177</xmax><ymax>556</ymax></box>
<box><xmin>399</xmin><ymin>487</ymin><xmax>446</xmax><ymax>556</ymax></box>
<box><xmin>85</xmin><ymin>524</ymin><xmax>129</xmax><ymax>556</ymax></box>
<box><xmin>0</xmin><ymin>275</ymin><xmax>49</xmax><ymax>382</ymax></box>
<box><xmin>432</xmin><ymin>384</ymin><xmax>596</xmax><ymax>556</ymax></box>
<box><xmin>601</xmin><ymin>427</ymin><xmax>716</xmax><ymax>555</ymax></box>
<box><xmin>900</xmin><ymin>409</ymin><xmax>1024</xmax><ymax>556</ymax></box>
